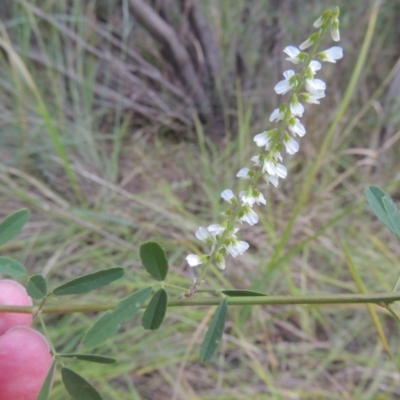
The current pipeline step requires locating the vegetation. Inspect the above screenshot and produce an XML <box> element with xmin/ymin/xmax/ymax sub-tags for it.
<box><xmin>1</xmin><ymin>0</ymin><xmax>400</xmax><ymax>398</ymax></box>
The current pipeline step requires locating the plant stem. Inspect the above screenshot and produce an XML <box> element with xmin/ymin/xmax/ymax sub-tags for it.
<box><xmin>1</xmin><ymin>292</ymin><xmax>400</xmax><ymax>314</ymax></box>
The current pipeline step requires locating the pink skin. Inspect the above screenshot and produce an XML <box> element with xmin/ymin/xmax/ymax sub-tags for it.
<box><xmin>0</xmin><ymin>279</ymin><xmax>33</xmax><ymax>335</ymax></box>
<box><xmin>0</xmin><ymin>326</ymin><xmax>53</xmax><ymax>400</ymax></box>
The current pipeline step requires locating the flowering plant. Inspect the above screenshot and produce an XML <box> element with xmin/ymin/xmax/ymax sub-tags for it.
<box><xmin>187</xmin><ymin>7</ymin><xmax>343</xmax><ymax>290</ymax></box>
<box><xmin>1</xmin><ymin>6</ymin><xmax>400</xmax><ymax>400</ymax></box>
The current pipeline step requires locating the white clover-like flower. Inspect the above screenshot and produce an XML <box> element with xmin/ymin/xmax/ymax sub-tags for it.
<box><xmin>240</xmin><ymin>190</ymin><xmax>266</xmax><ymax>207</ymax></box>
<box><xmin>331</xmin><ymin>18</ymin><xmax>340</xmax><ymax>41</ymax></box>
<box><xmin>319</xmin><ymin>46</ymin><xmax>343</xmax><ymax>63</ymax></box>
<box><xmin>305</xmin><ymin>77</ymin><xmax>326</xmax><ymax>94</ymax></box>
<box><xmin>195</xmin><ymin>227</ymin><xmax>214</xmax><ymax>243</ymax></box>
<box><xmin>290</xmin><ymin>96</ymin><xmax>304</xmax><ymax>117</ymax></box>
<box><xmin>303</xmin><ymin>91</ymin><xmax>325</xmax><ymax>104</ymax></box>
<box><xmin>207</xmin><ymin>224</ymin><xmax>225</xmax><ymax>238</ymax></box>
<box><xmin>254</xmin><ymin>131</ymin><xmax>270</xmax><ymax>149</ymax></box>
<box><xmin>283</xmin><ymin>134</ymin><xmax>299</xmax><ymax>154</ymax></box>
<box><xmin>274</xmin><ymin>70</ymin><xmax>296</xmax><ymax>95</ymax></box>
<box><xmin>226</xmin><ymin>239</ymin><xmax>249</xmax><ymax>257</ymax></box>
<box><xmin>262</xmin><ymin>159</ymin><xmax>287</xmax><ymax>179</ymax></box>
<box><xmin>313</xmin><ymin>15</ymin><xmax>324</xmax><ymax>28</ymax></box>
<box><xmin>284</xmin><ymin>46</ymin><xmax>301</xmax><ymax>64</ymax></box>
<box><xmin>299</xmin><ymin>37</ymin><xmax>313</xmax><ymax>50</ymax></box>
<box><xmin>251</xmin><ymin>154</ymin><xmax>261</xmax><ymax>166</ymax></box>
<box><xmin>309</xmin><ymin>60</ymin><xmax>322</xmax><ymax>75</ymax></box>
<box><xmin>215</xmin><ymin>253</ymin><xmax>226</xmax><ymax>270</ymax></box>
<box><xmin>221</xmin><ymin>189</ymin><xmax>237</xmax><ymax>204</ymax></box>
<box><xmin>269</xmin><ymin>108</ymin><xmax>285</xmax><ymax>122</ymax></box>
<box><xmin>264</xmin><ymin>173</ymin><xmax>280</xmax><ymax>188</ymax></box>
<box><xmin>288</xmin><ymin>118</ymin><xmax>306</xmax><ymax>137</ymax></box>
<box><xmin>186</xmin><ymin>254</ymin><xmax>204</xmax><ymax>267</ymax></box>
<box><xmin>240</xmin><ymin>206</ymin><xmax>259</xmax><ymax>225</ymax></box>
<box><xmin>237</xmin><ymin>167</ymin><xmax>251</xmax><ymax>179</ymax></box>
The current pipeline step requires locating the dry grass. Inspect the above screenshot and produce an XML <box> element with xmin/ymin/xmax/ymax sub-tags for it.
<box><xmin>1</xmin><ymin>0</ymin><xmax>400</xmax><ymax>399</ymax></box>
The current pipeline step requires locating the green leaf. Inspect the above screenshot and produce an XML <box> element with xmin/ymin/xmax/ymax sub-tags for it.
<box><xmin>383</xmin><ymin>197</ymin><xmax>400</xmax><ymax>237</ymax></box>
<box><xmin>53</xmin><ymin>267</ymin><xmax>124</xmax><ymax>296</ymax></box>
<box><xmin>61</xmin><ymin>368</ymin><xmax>103</xmax><ymax>400</ymax></box>
<box><xmin>83</xmin><ymin>286</ymin><xmax>152</xmax><ymax>348</ymax></box>
<box><xmin>142</xmin><ymin>288</ymin><xmax>168</xmax><ymax>330</ymax></box>
<box><xmin>221</xmin><ymin>289</ymin><xmax>267</xmax><ymax>297</ymax></box>
<box><xmin>140</xmin><ymin>242</ymin><xmax>169</xmax><ymax>281</ymax></box>
<box><xmin>200</xmin><ymin>298</ymin><xmax>227</xmax><ymax>362</ymax></box>
<box><xmin>0</xmin><ymin>209</ymin><xmax>30</xmax><ymax>246</ymax></box>
<box><xmin>26</xmin><ymin>274</ymin><xmax>47</xmax><ymax>299</ymax></box>
<box><xmin>59</xmin><ymin>353</ymin><xmax>116</xmax><ymax>364</ymax></box>
<box><xmin>0</xmin><ymin>256</ymin><xmax>26</xmax><ymax>277</ymax></box>
<box><xmin>37</xmin><ymin>360</ymin><xmax>56</xmax><ymax>400</ymax></box>
<box><xmin>365</xmin><ymin>186</ymin><xmax>400</xmax><ymax>237</ymax></box>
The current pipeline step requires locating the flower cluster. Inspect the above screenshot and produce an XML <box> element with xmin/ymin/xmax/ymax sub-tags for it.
<box><xmin>186</xmin><ymin>8</ymin><xmax>343</xmax><ymax>275</ymax></box>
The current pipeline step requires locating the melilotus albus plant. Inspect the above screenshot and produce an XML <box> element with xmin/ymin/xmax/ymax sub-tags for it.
<box><xmin>1</xmin><ymin>7</ymin><xmax>400</xmax><ymax>400</ymax></box>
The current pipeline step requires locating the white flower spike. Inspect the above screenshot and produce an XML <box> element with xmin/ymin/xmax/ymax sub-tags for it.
<box><xmin>187</xmin><ymin>8</ymin><xmax>342</xmax><ymax>278</ymax></box>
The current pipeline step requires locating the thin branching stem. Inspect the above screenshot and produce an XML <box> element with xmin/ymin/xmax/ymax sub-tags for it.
<box><xmin>1</xmin><ymin>292</ymin><xmax>400</xmax><ymax>314</ymax></box>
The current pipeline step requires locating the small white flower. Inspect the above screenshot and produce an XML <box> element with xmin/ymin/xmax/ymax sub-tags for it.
<box><xmin>288</xmin><ymin>118</ymin><xmax>306</xmax><ymax>137</ymax></box>
<box><xmin>313</xmin><ymin>15</ymin><xmax>324</xmax><ymax>28</ymax></box>
<box><xmin>305</xmin><ymin>78</ymin><xmax>326</xmax><ymax>94</ymax></box>
<box><xmin>299</xmin><ymin>37</ymin><xmax>313</xmax><ymax>50</ymax></box>
<box><xmin>319</xmin><ymin>46</ymin><xmax>343</xmax><ymax>63</ymax></box>
<box><xmin>303</xmin><ymin>91</ymin><xmax>325</xmax><ymax>104</ymax></box>
<box><xmin>240</xmin><ymin>206</ymin><xmax>259</xmax><ymax>225</ymax></box>
<box><xmin>283</xmin><ymin>134</ymin><xmax>299</xmax><ymax>154</ymax></box>
<box><xmin>263</xmin><ymin>159</ymin><xmax>277</xmax><ymax>176</ymax></box>
<box><xmin>284</xmin><ymin>46</ymin><xmax>301</xmax><ymax>64</ymax></box>
<box><xmin>262</xmin><ymin>159</ymin><xmax>287</xmax><ymax>179</ymax></box>
<box><xmin>274</xmin><ymin>70</ymin><xmax>296</xmax><ymax>95</ymax></box>
<box><xmin>207</xmin><ymin>224</ymin><xmax>225</xmax><ymax>237</ymax></box>
<box><xmin>331</xmin><ymin>18</ymin><xmax>340</xmax><ymax>41</ymax></box>
<box><xmin>290</xmin><ymin>96</ymin><xmax>304</xmax><ymax>117</ymax></box>
<box><xmin>309</xmin><ymin>60</ymin><xmax>322</xmax><ymax>75</ymax></box>
<box><xmin>215</xmin><ymin>254</ymin><xmax>226</xmax><ymax>270</ymax></box>
<box><xmin>264</xmin><ymin>173</ymin><xmax>280</xmax><ymax>188</ymax></box>
<box><xmin>237</xmin><ymin>167</ymin><xmax>251</xmax><ymax>179</ymax></box>
<box><xmin>226</xmin><ymin>239</ymin><xmax>249</xmax><ymax>257</ymax></box>
<box><xmin>195</xmin><ymin>227</ymin><xmax>213</xmax><ymax>243</ymax></box>
<box><xmin>254</xmin><ymin>131</ymin><xmax>271</xmax><ymax>149</ymax></box>
<box><xmin>240</xmin><ymin>190</ymin><xmax>266</xmax><ymax>207</ymax></box>
<box><xmin>186</xmin><ymin>254</ymin><xmax>203</xmax><ymax>267</ymax></box>
<box><xmin>251</xmin><ymin>154</ymin><xmax>261</xmax><ymax>166</ymax></box>
<box><xmin>275</xmin><ymin>163</ymin><xmax>288</xmax><ymax>179</ymax></box>
<box><xmin>269</xmin><ymin>108</ymin><xmax>285</xmax><ymax>122</ymax></box>
<box><xmin>221</xmin><ymin>189</ymin><xmax>237</xmax><ymax>204</ymax></box>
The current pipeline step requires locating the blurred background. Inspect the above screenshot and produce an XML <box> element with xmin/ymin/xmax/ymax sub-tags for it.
<box><xmin>1</xmin><ymin>0</ymin><xmax>400</xmax><ymax>398</ymax></box>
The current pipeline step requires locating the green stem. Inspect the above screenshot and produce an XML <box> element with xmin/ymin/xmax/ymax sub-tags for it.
<box><xmin>1</xmin><ymin>292</ymin><xmax>400</xmax><ymax>314</ymax></box>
